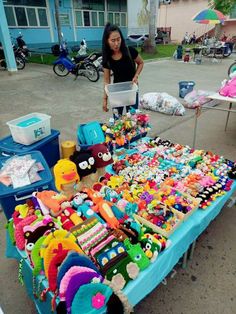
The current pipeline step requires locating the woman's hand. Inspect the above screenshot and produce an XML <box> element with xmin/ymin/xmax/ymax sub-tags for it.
<box><xmin>132</xmin><ymin>74</ymin><xmax>139</xmax><ymax>84</ymax></box>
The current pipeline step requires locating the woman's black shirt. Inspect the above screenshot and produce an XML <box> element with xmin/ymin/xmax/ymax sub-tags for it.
<box><xmin>103</xmin><ymin>46</ymin><xmax>138</xmax><ymax>83</ymax></box>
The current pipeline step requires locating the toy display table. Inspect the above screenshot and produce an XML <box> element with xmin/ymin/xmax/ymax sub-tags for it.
<box><xmin>5</xmin><ymin>181</ymin><xmax>236</xmax><ymax>312</ymax></box>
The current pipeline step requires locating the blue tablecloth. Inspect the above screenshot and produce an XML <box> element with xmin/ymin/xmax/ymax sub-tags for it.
<box><xmin>5</xmin><ymin>181</ymin><xmax>236</xmax><ymax>313</ymax></box>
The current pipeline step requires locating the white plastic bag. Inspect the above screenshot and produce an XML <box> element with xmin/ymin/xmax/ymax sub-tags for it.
<box><xmin>183</xmin><ymin>90</ymin><xmax>214</xmax><ymax>109</ymax></box>
<box><xmin>140</xmin><ymin>92</ymin><xmax>185</xmax><ymax>116</ymax></box>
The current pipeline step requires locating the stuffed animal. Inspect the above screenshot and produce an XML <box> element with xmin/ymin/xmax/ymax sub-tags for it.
<box><xmin>84</xmin><ymin>188</ymin><xmax>119</xmax><ymax>229</ymax></box>
<box><xmin>70</xmin><ymin>150</ymin><xmax>97</xmax><ymax>179</ymax></box>
<box><xmin>90</xmin><ymin>143</ymin><xmax>113</xmax><ymax>168</ymax></box>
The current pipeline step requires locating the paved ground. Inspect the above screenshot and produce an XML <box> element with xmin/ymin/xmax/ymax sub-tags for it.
<box><xmin>0</xmin><ymin>55</ymin><xmax>235</xmax><ymax>314</ymax></box>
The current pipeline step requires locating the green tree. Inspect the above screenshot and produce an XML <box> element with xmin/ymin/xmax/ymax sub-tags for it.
<box><xmin>209</xmin><ymin>0</ymin><xmax>236</xmax><ymax>15</ymax></box>
<box><xmin>209</xmin><ymin>0</ymin><xmax>236</xmax><ymax>39</ymax></box>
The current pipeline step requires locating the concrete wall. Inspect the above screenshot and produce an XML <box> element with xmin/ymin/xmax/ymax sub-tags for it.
<box><xmin>157</xmin><ymin>0</ymin><xmax>214</xmax><ymax>43</ymax></box>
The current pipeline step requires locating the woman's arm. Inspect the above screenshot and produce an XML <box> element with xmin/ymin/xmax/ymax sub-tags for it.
<box><xmin>132</xmin><ymin>54</ymin><xmax>144</xmax><ymax>84</ymax></box>
<box><xmin>103</xmin><ymin>68</ymin><xmax>111</xmax><ymax>112</ymax></box>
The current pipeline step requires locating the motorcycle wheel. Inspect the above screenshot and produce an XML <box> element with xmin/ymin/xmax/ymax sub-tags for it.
<box><xmin>223</xmin><ymin>49</ymin><xmax>232</xmax><ymax>58</ymax></box>
<box><xmin>15</xmin><ymin>56</ymin><xmax>25</xmax><ymax>70</ymax></box>
<box><xmin>84</xmin><ymin>63</ymin><xmax>99</xmax><ymax>82</ymax></box>
<box><xmin>53</xmin><ymin>64</ymin><xmax>70</xmax><ymax>77</ymax></box>
<box><xmin>228</xmin><ymin>62</ymin><xmax>236</xmax><ymax>77</ymax></box>
<box><xmin>202</xmin><ymin>48</ymin><xmax>210</xmax><ymax>56</ymax></box>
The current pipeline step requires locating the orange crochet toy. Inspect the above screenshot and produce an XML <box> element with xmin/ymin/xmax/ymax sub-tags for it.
<box><xmin>84</xmin><ymin>188</ymin><xmax>119</xmax><ymax>229</ymax></box>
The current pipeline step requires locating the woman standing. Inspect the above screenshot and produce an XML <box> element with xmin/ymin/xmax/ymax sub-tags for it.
<box><xmin>102</xmin><ymin>23</ymin><xmax>144</xmax><ymax>115</ymax></box>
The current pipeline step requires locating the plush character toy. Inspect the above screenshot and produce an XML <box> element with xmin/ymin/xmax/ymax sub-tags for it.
<box><xmin>70</xmin><ymin>150</ymin><xmax>97</xmax><ymax>179</ymax></box>
<box><xmin>90</xmin><ymin>143</ymin><xmax>113</xmax><ymax>168</ymax></box>
<box><xmin>84</xmin><ymin>188</ymin><xmax>120</xmax><ymax>229</ymax></box>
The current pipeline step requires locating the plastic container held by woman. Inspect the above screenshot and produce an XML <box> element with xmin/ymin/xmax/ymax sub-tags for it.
<box><xmin>106</xmin><ymin>81</ymin><xmax>138</xmax><ymax>108</ymax></box>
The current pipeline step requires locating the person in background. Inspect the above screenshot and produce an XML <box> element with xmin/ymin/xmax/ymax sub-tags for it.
<box><xmin>102</xmin><ymin>22</ymin><xmax>144</xmax><ymax>115</ymax></box>
<box><xmin>189</xmin><ymin>32</ymin><xmax>196</xmax><ymax>44</ymax></box>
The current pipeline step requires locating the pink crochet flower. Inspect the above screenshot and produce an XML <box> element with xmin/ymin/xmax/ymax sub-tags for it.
<box><xmin>92</xmin><ymin>292</ymin><xmax>106</xmax><ymax>309</ymax></box>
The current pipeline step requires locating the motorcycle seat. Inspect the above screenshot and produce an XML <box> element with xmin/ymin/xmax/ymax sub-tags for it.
<box><xmin>74</xmin><ymin>55</ymin><xmax>88</xmax><ymax>63</ymax></box>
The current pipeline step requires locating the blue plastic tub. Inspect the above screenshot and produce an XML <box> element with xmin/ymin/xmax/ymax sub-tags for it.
<box><xmin>0</xmin><ymin>151</ymin><xmax>54</xmax><ymax>219</ymax></box>
<box><xmin>178</xmin><ymin>81</ymin><xmax>195</xmax><ymax>98</ymax></box>
<box><xmin>0</xmin><ymin>129</ymin><xmax>60</xmax><ymax>168</ymax></box>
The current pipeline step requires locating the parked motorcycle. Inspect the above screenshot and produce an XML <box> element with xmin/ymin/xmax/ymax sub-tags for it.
<box><xmin>0</xmin><ymin>44</ymin><xmax>25</xmax><ymax>70</ymax></box>
<box><xmin>15</xmin><ymin>34</ymin><xmax>30</xmax><ymax>60</ymax></box>
<box><xmin>73</xmin><ymin>52</ymin><xmax>103</xmax><ymax>73</ymax></box>
<box><xmin>51</xmin><ymin>42</ymin><xmax>99</xmax><ymax>82</ymax></box>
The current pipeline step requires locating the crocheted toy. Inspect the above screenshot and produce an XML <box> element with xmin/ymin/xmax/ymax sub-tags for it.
<box><xmin>70</xmin><ymin>150</ymin><xmax>97</xmax><ymax>179</ymax></box>
<box><xmin>124</xmin><ymin>238</ymin><xmax>150</xmax><ymax>270</ymax></box>
<box><xmin>53</xmin><ymin>159</ymin><xmax>80</xmax><ymax>196</ymax></box>
<box><xmin>36</xmin><ymin>190</ymin><xmax>68</xmax><ymax>215</ymax></box>
<box><xmin>84</xmin><ymin>189</ymin><xmax>120</xmax><ymax>229</ymax></box>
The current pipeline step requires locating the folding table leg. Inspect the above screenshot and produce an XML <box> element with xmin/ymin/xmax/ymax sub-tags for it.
<box><xmin>189</xmin><ymin>240</ymin><xmax>196</xmax><ymax>260</ymax></box>
<box><xmin>182</xmin><ymin>251</ymin><xmax>188</xmax><ymax>269</ymax></box>
<box><xmin>225</xmin><ymin>102</ymin><xmax>232</xmax><ymax>131</ymax></box>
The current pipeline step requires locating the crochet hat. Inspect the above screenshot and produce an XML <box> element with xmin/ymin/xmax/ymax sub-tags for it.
<box><xmin>47</xmin><ymin>243</ymin><xmax>70</xmax><ymax>292</ymax></box>
<box><xmin>66</xmin><ymin>271</ymin><xmax>103</xmax><ymax>314</ymax></box>
<box><xmin>15</xmin><ymin>215</ymin><xmax>37</xmax><ymax>250</ymax></box>
<box><xmin>90</xmin><ymin>143</ymin><xmax>113</xmax><ymax>168</ymax></box>
<box><xmin>59</xmin><ymin>266</ymin><xmax>97</xmax><ymax>301</ymax></box>
<box><xmin>40</xmin><ymin>230</ymin><xmax>76</xmax><ymax>258</ymax></box>
<box><xmin>57</xmin><ymin>252</ymin><xmax>100</xmax><ymax>288</ymax></box>
<box><xmin>71</xmin><ymin>282</ymin><xmax>113</xmax><ymax>314</ymax></box>
<box><xmin>31</xmin><ymin>235</ymin><xmax>47</xmax><ymax>276</ymax></box>
<box><xmin>43</xmin><ymin>238</ymin><xmax>83</xmax><ymax>279</ymax></box>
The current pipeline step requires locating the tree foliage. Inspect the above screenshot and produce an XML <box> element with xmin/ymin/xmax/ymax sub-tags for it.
<box><xmin>209</xmin><ymin>0</ymin><xmax>236</xmax><ymax>15</ymax></box>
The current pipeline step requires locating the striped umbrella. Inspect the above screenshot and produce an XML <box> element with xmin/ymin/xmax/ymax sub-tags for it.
<box><xmin>192</xmin><ymin>9</ymin><xmax>226</xmax><ymax>24</ymax></box>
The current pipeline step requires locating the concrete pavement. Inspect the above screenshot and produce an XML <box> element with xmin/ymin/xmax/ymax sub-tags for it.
<box><xmin>0</xmin><ymin>55</ymin><xmax>235</xmax><ymax>314</ymax></box>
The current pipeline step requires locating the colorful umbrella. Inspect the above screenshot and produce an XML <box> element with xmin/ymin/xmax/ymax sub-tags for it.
<box><xmin>192</xmin><ymin>9</ymin><xmax>226</xmax><ymax>24</ymax></box>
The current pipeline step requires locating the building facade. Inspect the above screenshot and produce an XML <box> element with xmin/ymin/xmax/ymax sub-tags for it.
<box><xmin>2</xmin><ymin>0</ymin><xmax>236</xmax><ymax>48</ymax></box>
<box><xmin>158</xmin><ymin>0</ymin><xmax>236</xmax><ymax>42</ymax></box>
<box><xmin>2</xmin><ymin>0</ymin><xmax>128</xmax><ymax>48</ymax></box>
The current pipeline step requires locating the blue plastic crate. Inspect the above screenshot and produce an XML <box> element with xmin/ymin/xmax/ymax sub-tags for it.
<box><xmin>0</xmin><ymin>151</ymin><xmax>54</xmax><ymax>219</ymax></box>
<box><xmin>0</xmin><ymin>129</ymin><xmax>60</xmax><ymax>168</ymax></box>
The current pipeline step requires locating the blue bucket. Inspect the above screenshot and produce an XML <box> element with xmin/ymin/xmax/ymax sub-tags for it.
<box><xmin>178</xmin><ymin>81</ymin><xmax>195</xmax><ymax>98</ymax></box>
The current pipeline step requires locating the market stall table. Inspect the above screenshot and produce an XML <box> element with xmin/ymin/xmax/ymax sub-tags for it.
<box><xmin>5</xmin><ymin>181</ymin><xmax>236</xmax><ymax>313</ymax></box>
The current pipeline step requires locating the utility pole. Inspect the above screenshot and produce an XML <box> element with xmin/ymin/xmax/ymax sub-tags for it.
<box><xmin>143</xmin><ymin>0</ymin><xmax>158</xmax><ymax>53</ymax></box>
<box><xmin>54</xmin><ymin>0</ymin><xmax>63</xmax><ymax>44</ymax></box>
<box><xmin>149</xmin><ymin>0</ymin><xmax>158</xmax><ymax>49</ymax></box>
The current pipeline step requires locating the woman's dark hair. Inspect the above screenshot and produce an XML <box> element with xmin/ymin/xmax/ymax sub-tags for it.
<box><xmin>102</xmin><ymin>22</ymin><xmax>128</xmax><ymax>67</ymax></box>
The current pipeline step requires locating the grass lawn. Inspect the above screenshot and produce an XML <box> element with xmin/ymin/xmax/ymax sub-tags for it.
<box><xmin>28</xmin><ymin>44</ymin><xmax>191</xmax><ymax>65</ymax></box>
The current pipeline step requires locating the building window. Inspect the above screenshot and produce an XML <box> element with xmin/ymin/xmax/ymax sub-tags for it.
<box><xmin>27</xmin><ymin>8</ymin><xmax>38</xmax><ymax>26</ymax></box>
<box><xmin>38</xmin><ymin>8</ymin><xmax>48</xmax><ymax>26</ymax></box>
<box><xmin>83</xmin><ymin>11</ymin><xmax>90</xmax><ymax>26</ymax></box>
<box><xmin>73</xmin><ymin>0</ymin><xmax>126</xmax><ymax>27</ymax></box>
<box><xmin>4</xmin><ymin>6</ymin><xmax>16</xmax><ymax>26</ymax></box>
<box><xmin>4</xmin><ymin>2</ymin><xmax>48</xmax><ymax>28</ymax></box>
<box><xmin>230</xmin><ymin>4</ymin><xmax>236</xmax><ymax>19</ymax></box>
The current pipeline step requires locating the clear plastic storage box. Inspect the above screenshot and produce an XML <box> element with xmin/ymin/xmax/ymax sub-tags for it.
<box><xmin>106</xmin><ymin>81</ymin><xmax>138</xmax><ymax>108</ymax></box>
<box><xmin>6</xmin><ymin>113</ymin><xmax>51</xmax><ymax>145</ymax></box>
